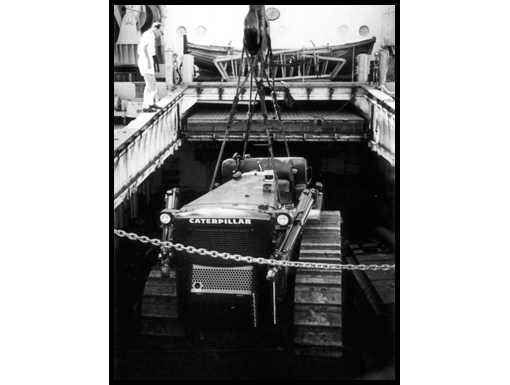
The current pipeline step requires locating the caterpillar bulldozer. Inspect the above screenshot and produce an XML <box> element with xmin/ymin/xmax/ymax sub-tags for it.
<box><xmin>138</xmin><ymin>5</ymin><xmax>344</xmax><ymax>356</ymax></box>
<box><xmin>140</xmin><ymin>156</ymin><xmax>343</xmax><ymax>356</ymax></box>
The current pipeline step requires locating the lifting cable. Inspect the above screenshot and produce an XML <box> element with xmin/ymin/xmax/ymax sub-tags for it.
<box><xmin>242</xmin><ymin>69</ymin><xmax>257</xmax><ymax>159</ymax></box>
<box><xmin>209</xmin><ymin>48</ymin><xmax>258</xmax><ymax>191</ymax></box>
<box><xmin>251</xmin><ymin>12</ymin><xmax>281</xmax><ymax>204</ymax></box>
<box><xmin>254</xmin><ymin>51</ymin><xmax>282</xmax><ymax>204</ymax></box>
<box><xmin>264</xmin><ymin>43</ymin><xmax>291</xmax><ymax>158</ymax></box>
<box><xmin>210</xmin><ymin>9</ymin><xmax>289</xmax><ymax>206</ymax></box>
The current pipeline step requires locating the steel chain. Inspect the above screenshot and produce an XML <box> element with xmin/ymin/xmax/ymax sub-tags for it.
<box><xmin>114</xmin><ymin>229</ymin><xmax>396</xmax><ymax>271</ymax></box>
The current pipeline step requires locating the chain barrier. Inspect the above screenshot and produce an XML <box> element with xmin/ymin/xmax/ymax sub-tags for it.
<box><xmin>114</xmin><ymin>229</ymin><xmax>396</xmax><ymax>271</ymax></box>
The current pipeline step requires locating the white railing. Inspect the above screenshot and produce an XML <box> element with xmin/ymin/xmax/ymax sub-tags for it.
<box><xmin>371</xmin><ymin>101</ymin><xmax>395</xmax><ymax>165</ymax></box>
<box><xmin>354</xmin><ymin>87</ymin><xmax>395</xmax><ymax>166</ymax></box>
<box><xmin>113</xmin><ymin>87</ymin><xmax>187</xmax><ymax>209</ymax></box>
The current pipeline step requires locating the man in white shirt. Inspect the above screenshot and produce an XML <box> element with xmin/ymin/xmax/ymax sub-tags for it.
<box><xmin>138</xmin><ymin>22</ymin><xmax>164</xmax><ymax>113</ymax></box>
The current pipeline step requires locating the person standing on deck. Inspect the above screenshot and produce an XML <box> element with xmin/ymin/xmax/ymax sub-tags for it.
<box><xmin>137</xmin><ymin>22</ymin><xmax>164</xmax><ymax>113</ymax></box>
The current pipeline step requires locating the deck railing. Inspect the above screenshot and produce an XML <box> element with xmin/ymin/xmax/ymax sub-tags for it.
<box><xmin>371</xmin><ymin>100</ymin><xmax>395</xmax><ymax>165</ymax></box>
<box><xmin>113</xmin><ymin>86</ymin><xmax>187</xmax><ymax>209</ymax></box>
<box><xmin>354</xmin><ymin>87</ymin><xmax>395</xmax><ymax>166</ymax></box>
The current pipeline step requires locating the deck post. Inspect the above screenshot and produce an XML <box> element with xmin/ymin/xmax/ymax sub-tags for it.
<box><xmin>182</xmin><ymin>54</ymin><xmax>195</xmax><ymax>84</ymax></box>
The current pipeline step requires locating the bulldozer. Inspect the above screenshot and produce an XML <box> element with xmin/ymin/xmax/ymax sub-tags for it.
<box><xmin>139</xmin><ymin>155</ymin><xmax>343</xmax><ymax>355</ymax></box>
<box><xmin>137</xmin><ymin>5</ymin><xmax>344</xmax><ymax>356</ymax></box>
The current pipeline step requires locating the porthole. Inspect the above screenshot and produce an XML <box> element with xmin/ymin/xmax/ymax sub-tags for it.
<box><xmin>197</xmin><ymin>26</ymin><xmax>207</xmax><ymax>36</ymax></box>
<box><xmin>359</xmin><ymin>25</ymin><xmax>370</xmax><ymax>36</ymax></box>
<box><xmin>266</xmin><ymin>7</ymin><xmax>281</xmax><ymax>21</ymax></box>
<box><xmin>339</xmin><ymin>25</ymin><xmax>349</xmax><ymax>35</ymax></box>
<box><xmin>176</xmin><ymin>26</ymin><xmax>187</xmax><ymax>36</ymax></box>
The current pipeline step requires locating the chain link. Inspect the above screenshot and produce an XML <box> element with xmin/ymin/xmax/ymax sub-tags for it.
<box><xmin>114</xmin><ymin>229</ymin><xmax>396</xmax><ymax>271</ymax></box>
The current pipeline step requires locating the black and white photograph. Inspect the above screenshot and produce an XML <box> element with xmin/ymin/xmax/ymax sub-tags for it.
<box><xmin>6</xmin><ymin>3</ymin><xmax>510</xmax><ymax>383</ymax></box>
<box><xmin>113</xmin><ymin>5</ymin><xmax>396</xmax><ymax>380</ymax></box>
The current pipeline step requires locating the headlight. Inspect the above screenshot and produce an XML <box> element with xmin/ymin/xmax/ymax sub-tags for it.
<box><xmin>160</xmin><ymin>213</ymin><xmax>172</xmax><ymax>225</ymax></box>
<box><xmin>276</xmin><ymin>214</ymin><xmax>290</xmax><ymax>226</ymax></box>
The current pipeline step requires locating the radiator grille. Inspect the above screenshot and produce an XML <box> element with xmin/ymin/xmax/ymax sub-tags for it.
<box><xmin>191</xmin><ymin>265</ymin><xmax>254</xmax><ymax>295</ymax></box>
<box><xmin>177</xmin><ymin>227</ymin><xmax>270</xmax><ymax>266</ymax></box>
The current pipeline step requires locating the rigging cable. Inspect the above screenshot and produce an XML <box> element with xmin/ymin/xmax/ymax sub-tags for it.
<box><xmin>209</xmin><ymin>48</ymin><xmax>257</xmax><ymax>191</ymax></box>
<box><xmin>242</xmin><ymin>68</ymin><xmax>257</xmax><ymax>159</ymax></box>
<box><xmin>263</xmin><ymin>42</ymin><xmax>291</xmax><ymax>157</ymax></box>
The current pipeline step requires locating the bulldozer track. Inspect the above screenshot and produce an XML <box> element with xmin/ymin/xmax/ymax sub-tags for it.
<box><xmin>141</xmin><ymin>267</ymin><xmax>184</xmax><ymax>338</ymax></box>
<box><xmin>293</xmin><ymin>211</ymin><xmax>343</xmax><ymax>357</ymax></box>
